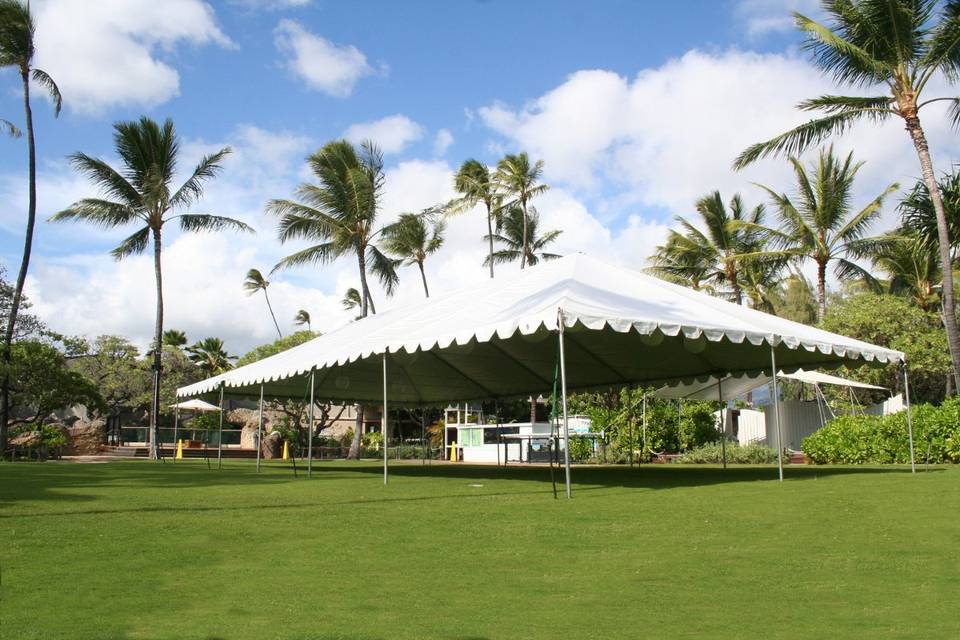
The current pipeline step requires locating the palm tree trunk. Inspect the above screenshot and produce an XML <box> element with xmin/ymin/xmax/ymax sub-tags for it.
<box><xmin>816</xmin><ymin>261</ymin><xmax>827</xmax><ymax>323</ymax></box>
<box><xmin>486</xmin><ymin>202</ymin><xmax>495</xmax><ymax>279</ymax></box>
<box><xmin>1</xmin><ymin>69</ymin><xmax>38</xmax><ymax>457</ymax></box>
<box><xmin>520</xmin><ymin>198</ymin><xmax>529</xmax><ymax>270</ymax></box>
<box><xmin>348</xmin><ymin>404</ymin><xmax>363</xmax><ymax>459</ymax></box>
<box><xmin>418</xmin><ymin>261</ymin><xmax>430</xmax><ymax>298</ymax></box>
<box><xmin>357</xmin><ymin>250</ymin><xmax>376</xmax><ymax>316</ymax></box>
<box><xmin>150</xmin><ymin>228</ymin><xmax>164</xmax><ymax>460</ymax></box>
<box><xmin>262</xmin><ymin>289</ymin><xmax>282</xmax><ymax>338</ymax></box>
<box><xmin>905</xmin><ymin>115</ymin><xmax>960</xmax><ymax>391</ymax></box>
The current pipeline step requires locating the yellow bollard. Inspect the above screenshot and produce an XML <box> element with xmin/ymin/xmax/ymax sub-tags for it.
<box><xmin>448</xmin><ymin>440</ymin><xmax>458</xmax><ymax>462</ymax></box>
<box><xmin>175</xmin><ymin>439</ymin><xmax>183</xmax><ymax>460</ymax></box>
<box><xmin>282</xmin><ymin>440</ymin><xmax>290</xmax><ymax>461</ymax></box>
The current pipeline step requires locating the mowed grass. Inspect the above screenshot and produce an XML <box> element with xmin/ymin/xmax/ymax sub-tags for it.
<box><xmin>1</xmin><ymin>460</ymin><xmax>958</xmax><ymax>640</ymax></box>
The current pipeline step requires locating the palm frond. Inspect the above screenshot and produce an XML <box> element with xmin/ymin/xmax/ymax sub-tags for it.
<box><xmin>797</xmin><ymin>95</ymin><xmax>895</xmax><ymax>112</ymax></box>
<box><xmin>366</xmin><ymin>244</ymin><xmax>400</xmax><ymax>296</ymax></box>
<box><xmin>170</xmin><ymin>147</ymin><xmax>231</xmax><ymax>209</ymax></box>
<box><xmin>50</xmin><ymin>198</ymin><xmax>140</xmax><ymax>228</ymax></box>
<box><xmin>271</xmin><ymin>242</ymin><xmax>338</xmax><ymax>273</ymax></box>
<box><xmin>66</xmin><ymin>152</ymin><xmax>142</xmax><ymax>208</ymax></box>
<box><xmin>176</xmin><ymin>214</ymin><xmax>253</xmax><ymax>234</ymax></box>
<box><xmin>109</xmin><ymin>226</ymin><xmax>151</xmax><ymax>260</ymax></box>
<box><xmin>0</xmin><ymin>118</ymin><xmax>21</xmax><ymax>138</ymax></box>
<box><xmin>794</xmin><ymin>11</ymin><xmax>893</xmax><ymax>86</ymax></box>
<box><xmin>31</xmin><ymin>68</ymin><xmax>61</xmax><ymax>116</ymax></box>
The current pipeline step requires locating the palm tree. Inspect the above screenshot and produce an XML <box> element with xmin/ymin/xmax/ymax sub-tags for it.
<box><xmin>0</xmin><ymin>0</ymin><xmax>62</xmax><ymax>454</ymax></box>
<box><xmin>899</xmin><ymin>167</ymin><xmax>960</xmax><ymax>262</ymax></box>
<box><xmin>51</xmin><ymin>117</ymin><xmax>251</xmax><ymax>459</ymax></box>
<box><xmin>244</xmin><ymin>268</ymin><xmax>282</xmax><ymax>338</ymax></box>
<box><xmin>162</xmin><ymin>329</ymin><xmax>188</xmax><ymax>349</ymax></box>
<box><xmin>649</xmin><ymin>191</ymin><xmax>765</xmax><ymax>305</ymax></box>
<box><xmin>733</xmin><ymin>0</ymin><xmax>960</xmax><ymax>385</ymax></box>
<box><xmin>484</xmin><ymin>206</ymin><xmax>562</xmax><ymax>268</ymax></box>
<box><xmin>342</xmin><ymin>288</ymin><xmax>362</xmax><ymax>311</ymax></box>
<box><xmin>293</xmin><ymin>309</ymin><xmax>311</xmax><ymax>331</ymax></box>
<box><xmin>452</xmin><ymin>159</ymin><xmax>501</xmax><ymax>278</ymax></box>
<box><xmin>186</xmin><ymin>337</ymin><xmax>236</xmax><ymax>375</ymax></box>
<box><xmin>383</xmin><ymin>212</ymin><xmax>445</xmax><ymax>297</ymax></box>
<box><xmin>750</xmin><ymin>148</ymin><xmax>897</xmax><ymax>321</ymax></box>
<box><xmin>268</xmin><ymin>139</ymin><xmax>398</xmax><ymax>318</ymax></box>
<box><xmin>494</xmin><ymin>153</ymin><xmax>549</xmax><ymax>269</ymax></box>
<box><xmin>871</xmin><ymin>231</ymin><xmax>941</xmax><ymax>312</ymax></box>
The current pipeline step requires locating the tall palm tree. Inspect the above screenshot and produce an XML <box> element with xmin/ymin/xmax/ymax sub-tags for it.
<box><xmin>733</xmin><ymin>0</ymin><xmax>960</xmax><ymax>384</ymax></box>
<box><xmin>51</xmin><ymin>117</ymin><xmax>251</xmax><ymax>459</ymax></box>
<box><xmin>243</xmin><ymin>268</ymin><xmax>282</xmax><ymax>338</ymax></box>
<box><xmin>162</xmin><ymin>329</ymin><xmax>188</xmax><ymax>350</ymax></box>
<box><xmin>186</xmin><ymin>337</ymin><xmax>236</xmax><ymax>375</ymax></box>
<box><xmin>383</xmin><ymin>212</ymin><xmax>445</xmax><ymax>297</ymax></box>
<box><xmin>650</xmin><ymin>191</ymin><xmax>765</xmax><ymax>305</ymax></box>
<box><xmin>293</xmin><ymin>309</ymin><xmax>311</xmax><ymax>331</ymax></box>
<box><xmin>871</xmin><ymin>231</ymin><xmax>941</xmax><ymax>312</ymax></box>
<box><xmin>494</xmin><ymin>153</ymin><xmax>549</xmax><ymax>269</ymax></box>
<box><xmin>452</xmin><ymin>159</ymin><xmax>501</xmax><ymax>278</ymax></box>
<box><xmin>267</xmin><ymin>139</ymin><xmax>398</xmax><ymax>318</ymax></box>
<box><xmin>484</xmin><ymin>206</ymin><xmax>562</xmax><ymax>268</ymax></box>
<box><xmin>0</xmin><ymin>0</ymin><xmax>62</xmax><ymax>454</ymax></box>
<box><xmin>750</xmin><ymin>148</ymin><xmax>897</xmax><ymax>321</ymax></box>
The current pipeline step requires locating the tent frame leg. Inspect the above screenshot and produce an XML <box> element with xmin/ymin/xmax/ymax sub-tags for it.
<box><xmin>769</xmin><ymin>346</ymin><xmax>784</xmax><ymax>482</ymax></box>
<box><xmin>307</xmin><ymin>368</ymin><xmax>315</xmax><ymax>478</ymax></box>
<box><xmin>903</xmin><ymin>363</ymin><xmax>916</xmax><ymax>474</ymax></box>
<box><xmin>257</xmin><ymin>384</ymin><xmax>264</xmax><ymax>473</ymax></box>
<box><xmin>217</xmin><ymin>382</ymin><xmax>225</xmax><ymax>470</ymax></box>
<box><xmin>172</xmin><ymin>406</ymin><xmax>179</xmax><ymax>463</ymax></box>
<box><xmin>383</xmin><ymin>352</ymin><xmax>389</xmax><ymax>485</ymax></box>
<box><xmin>557</xmin><ymin>310</ymin><xmax>572</xmax><ymax>499</ymax></box>
<box><xmin>718</xmin><ymin>377</ymin><xmax>726</xmax><ymax>470</ymax></box>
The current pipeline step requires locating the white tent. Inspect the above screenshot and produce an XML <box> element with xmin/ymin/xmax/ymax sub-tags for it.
<box><xmin>652</xmin><ymin>368</ymin><xmax>887</xmax><ymax>400</ymax></box>
<box><xmin>178</xmin><ymin>254</ymin><xmax>915</xmax><ymax>492</ymax></box>
<box><xmin>170</xmin><ymin>399</ymin><xmax>221</xmax><ymax>412</ymax></box>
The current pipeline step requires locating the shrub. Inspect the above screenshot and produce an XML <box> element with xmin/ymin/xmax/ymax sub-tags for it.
<box><xmin>802</xmin><ymin>396</ymin><xmax>960</xmax><ymax>464</ymax></box>
<box><xmin>568</xmin><ymin>436</ymin><xmax>592</xmax><ymax>462</ymax></box>
<box><xmin>675</xmin><ymin>441</ymin><xmax>779</xmax><ymax>464</ymax></box>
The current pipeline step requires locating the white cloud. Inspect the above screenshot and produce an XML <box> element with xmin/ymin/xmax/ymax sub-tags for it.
<box><xmin>32</xmin><ymin>0</ymin><xmax>232</xmax><ymax>114</ymax></box>
<box><xmin>433</xmin><ymin>128</ymin><xmax>455</xmax><ymax>156</ymax></box>
<box><xmin>476</xmin><ymin>49</ymin><xmax>957</xmax><ymax>231</ymax></box>
<box><xmin>343</xmin><ymin>115</ymin><xmax>424</xmax><ymax>155</ymax></box>
<box><xmin>734</xmin><ymin>0</ymin><xmax>821</xmax><ymax>37</ymax></box>
<box><xmin>274</xmin><ymin>19</ymin><xmax>373</xmax><ymax>97</ymax></box>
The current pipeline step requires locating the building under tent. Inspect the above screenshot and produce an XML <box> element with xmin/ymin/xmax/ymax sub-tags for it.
<box><xmin>177</xmin><ymin>253</ymin><xmax>916</xmax><ymax>496</ymax></box>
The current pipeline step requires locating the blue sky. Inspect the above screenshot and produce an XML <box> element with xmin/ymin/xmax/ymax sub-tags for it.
<box><xmin>1</xmin><ymin>0</ymin><xmax>957</xmax><ymax>354</ymax></box>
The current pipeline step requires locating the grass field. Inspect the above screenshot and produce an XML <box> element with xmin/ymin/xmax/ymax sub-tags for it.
<box><xmin>1</xmin><ymin>459</ymin><xmax>958</xmax><ymax>639</ymax></box>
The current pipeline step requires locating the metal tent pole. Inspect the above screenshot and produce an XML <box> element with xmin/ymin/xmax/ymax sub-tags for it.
<box><xmin>217</xmin><ymin>382</ymin><xmax>225</xmax><ymax>470</ymax></box>
<box><xmin>628</xmin><ymin>397</ymin><xmax>634</xmax><ymax>468</ymax></box>
<box><xmin>557</xmin><ymin>311</ymin><xmax>572</xmax><ymax>499</ymax></box>
<box><xmin>718</xmin><ymin>377</ymin><xmax>726</xmax><ymax>470</ymax></box>
<box><xmin>642</xmin><ymin>394</ymin><xmax>647</xmax><ymax>463</ymax></box>
<box><xmin>256</xmin><ymin>384</ymin><xmax>264</xmax><ymax>473</ymax></box>
<box><xmin>903</xmin><ymin>363</ymin><xmax>916</xmax><ymax>474</ymax></box>
<box><xmin>172</xmin><ymin>405</ymin><xmax>179</xmax><ymax>463</ymax></box>
<box><xmin>383</xmin><ymin>352</ymin><xmax>389</xmax><ymax>485</ymax></box>
<box><xmin>769</xmin><ymin>346</ymin><xmax>784</xmax><ymax>482</ymax></box>
<box><xmin>307</xmin><ymin>368</ymin><xmax>315</xmax><ymax>478</ymax></box>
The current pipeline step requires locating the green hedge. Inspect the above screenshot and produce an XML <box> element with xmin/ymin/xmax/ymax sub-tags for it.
<box><xmin>802</xmin><ymin>397</ymin><xmax>960</xmax><ymax>464</ymax></box>
<box><xmin>675</xmin><ymin>441</ymin><xmax>780</xmax><ymax>464</ymax></box>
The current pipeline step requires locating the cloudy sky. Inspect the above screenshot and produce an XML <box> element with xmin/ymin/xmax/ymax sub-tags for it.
<box><xmin>0</xmin><ymin>0</ymin><xmax>957</xmax><ymax>356</ymax></box>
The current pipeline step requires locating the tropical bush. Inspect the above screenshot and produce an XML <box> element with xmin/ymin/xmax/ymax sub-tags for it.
<box><xmin>803</xmin><ymin>397</ymin><xmax>960</xmax><ymax>464</ymax></box>
<box><xmin>675</xmin><ymin>441</ymin><xmax>779</xmax><ymax>464</ymax></box>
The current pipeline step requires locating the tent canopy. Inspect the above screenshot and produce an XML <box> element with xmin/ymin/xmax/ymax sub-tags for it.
<box><xmin>177</xmin><ymin>254</ymin><xmax>903</xmax><ymax>405</ymax></box>
<box><xmin>170</xmin><ymin>398</ymin><xmax>221</xmax><ymax>412</ymax></box>
<box><xmin>781</xmin><ymin>369</ymin><xmax>886</xmax><ymax>390</ymax></box>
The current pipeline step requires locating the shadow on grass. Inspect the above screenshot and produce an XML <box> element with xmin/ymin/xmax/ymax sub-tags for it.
<box><xmin>0</xmin><ymin>457</ymin><xmax>938</xmax><ymax>518</ymax></box>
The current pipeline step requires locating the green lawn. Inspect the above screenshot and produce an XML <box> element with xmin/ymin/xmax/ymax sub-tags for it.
<box><xmin>1</xmin><ymin>460</ymin><xmax>957</xmax><ymax>640</ymax></box>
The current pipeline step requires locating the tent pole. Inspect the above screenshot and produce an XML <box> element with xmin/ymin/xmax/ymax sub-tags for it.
<box><xmin>173</xmin><ymin>405</ymin><xmax>179</xmax><ymax>463</ymax></box>
<box><xmin>421</xmin><ymin>407</ymin><xmax>426</xmax><ymax>466</ymax></box>
<box><xmin>307</xmin><ymin>368</ymin><xmax>315</xmax><ymax>478</ymax></box>
<box><xmin>642</xmin><ymin>394</ymin><xmax>647</xmax><ymax>464</ymax></box>
<box><xmin>718</xmin><ymin>377</ymin><xmax>726</xmax><ymax>470</ymax></box>
<box><xmin>217</xmin><ymin>382</ymin><xmax>224</xmax><ymax>470</ymax></box>
<box><xmin>558</xmin><ymin>311</ymin><xmax>572</xmax><ymax>499</ymax></box>
<box><xmin>628</xmin><ymin>394</ymin><xmax>634</xmax><ymax>468</ymax></box>
<box><xmin>383</xmin><ymin>352</ymin><xmax>389</xmax><ymax>485</ymax></box>
<box><xmin>256</xmin><ymin>384</ymin><xmax>264</xmax><ymax>473</ymax></box>
<box><xmin>903</xmin><ymin>363</ymin><xmax>916</xmax><ymax>474</ymax></box>
<box><xmin>769</xmin><ymin>346</ymin><xmax>783</xmax><ymax>482</ymax></box>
